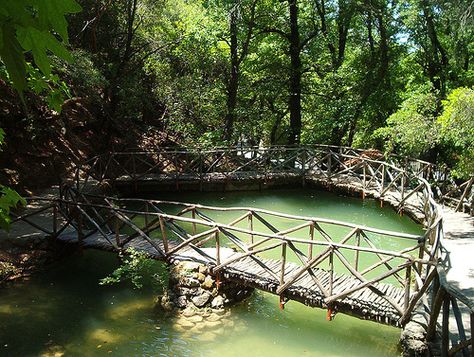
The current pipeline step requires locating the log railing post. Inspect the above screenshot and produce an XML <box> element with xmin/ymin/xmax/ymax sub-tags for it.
<box><xmin>301</xmin><ymin>149</ymin><xmax>307</xmax><ymax>187</ymax></box>
<box><xmin>159</xmin><ymin>216</ymin><xmax>169</xmax><ymax>254</ymax></box>
<box><xmin>248</xmin><ymin>212</ymin><xmax>254</xmax><ymax>246</ymax></box>
<box><xmin>362</xmin><ymin>162</ymin><xmax>367</xmax><ymax>199</ymax></box>
<box><xmin>192</xmin><ymin>208</ymin><xmax>197</xmax><ymax>236</ymax></box>
<box><xmin>450</xmin><ymin>297</ymin><xmax>469</xmax><ymax>357</ymax></box>
<box><xmin>354</xmin><ymin>231</ymin><xmax>360</xmax><ymax>271</ymax></box>
<box><xmin>215</xmin><ymin>230</ymin><xmax>221</xmax><ymax>266</ymax></box>
<box><xmin>308</xmin><ymin>222</ymin><xmax>315</xmax><ymax>260</ymax></box>
<box><xmin>327</xmin><ymin>152</ymin><xmax>332</xmax><ymax>178</ymax></box>
<box><xmin>380</xmin><ymin>164</ymin><xmax>386</xmax><ymax>197</ymax></box>
<box><xmin>401</xmin><ymin>172</ymin><xmax>405</xmax><ymax>204</ymax></box>
<box><xmin>280</xmin><ymin>242</ymin><xmax>287</xmax><ymax>286</ymax></box>
<box><xmin>441</xmin><ymin>296</ymin><xmax>450</xmax><ymax>357</ymax></box>
<box><xmin>404</xmin><ymin>264</ymin><xmax>412</xmax><ymax>312</ymax></box>
<box><xmin>329</xmin><ymin>248</ymin><xmax>334</xmax><ymax>296</ymax></box>
<box><xmin>427</xmin><ymin>283</ymin><xmax>446</xmax><ymax>341</ymax></box>
<box><xmin>455</xmin><ymin>177</ymin><xmax>473</xmax><ymax>213</ymax></box>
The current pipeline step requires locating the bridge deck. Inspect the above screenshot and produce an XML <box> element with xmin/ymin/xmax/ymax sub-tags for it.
<box><xmin>58</xmin><ymin>231</ymin><xmax>406</xmax><ymax>326</ymax></box>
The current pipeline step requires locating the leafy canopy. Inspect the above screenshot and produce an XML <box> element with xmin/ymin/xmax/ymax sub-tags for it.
<box><xmin>0</xmin><ymin>0</ymin><xmax>81</xmax><ymax>91</ymax></box>
<box><xmin>438</xmin><ymin>87</ymin><xmax>474</xmax><ymax>177</ymax></box>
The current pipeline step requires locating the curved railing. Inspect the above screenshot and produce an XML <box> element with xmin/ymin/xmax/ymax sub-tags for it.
<box><xmin>73</xmin><ymin>145</ymin><xmax>472</xmax><ymax>215</ymax></box>
<box><xmin>10</xmin><ymin>146</ymin><xmax>473</xmax><ymax>349</ymax></box>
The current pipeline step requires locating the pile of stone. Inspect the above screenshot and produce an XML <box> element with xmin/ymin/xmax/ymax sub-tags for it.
<box><xmin>158</xmin><ymin>261</ymin><xmax>254</xmax><ymax>311</ymax></box>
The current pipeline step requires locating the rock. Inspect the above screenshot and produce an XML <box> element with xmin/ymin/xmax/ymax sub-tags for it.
<box><xmin>203</xmin><ymin>320</ymin><xmax>222</xmax><ymax>329</ymax></box>
<box><xmin>195</xmin><ymin>323</ymin><xmax>207</xmax><ymax>332</ymax></box>
<box><xmin>400</xmin><ymin>321</ymin><xmax>428</xmax><ymax>357</ymax></box>
<box><xmin>211</xmin><ymin>296</ymin><xmax>225</xmax><ymax>309</ymax></box>
<box><xmin>176</xmin><ymin>296</ymin><xmax>188</xmax><ymax>308</ymax></box>
<box><xmin>178</xmin><ymin>277</ymin><xmax>200</xmax><ymax>288</ymax></box>
<box><xmin>191</xmin><ymin>291</ymin><xmax>212</xmax><ymax>307</ymax></box>
<box><xmin>200</xmin><ymin>309</ymin><xmax>211</xmax><ymax>318</ymax></box>
<box><xmin>212</xmin><ymin>309</ymin><xmax>226</xmax><ymax>316</ymax></box>
<box><xmin>187</xmin><ymin>314</ymin><xmax>204</xmax><ymax>323</ymax></box>
<box><xmin>181</xmin><ymin>262</ymin><xmax>201</xmax><ymax>272</ymax></box>
<box><xmin>207</xmin><ymin>313</ymin><xmax>222</xmax><ymax>322</ymax></box>
<box><xmin>201</xmin><ymin>276</ymin><xmax>214</xmax><ymax>289</ymax></box>
<box><xmin>176</xmin><ymin>287</ymin><xmax>193</xmax><ymax>296</ymax></box>
<box><xmin>175</xmin><ymin>318</ymin><xmax>195</xmax><ymax>328</ymax></box>
<box><xmin>182</xmin><ymin>306</ymin><xmax>197</xmax><ymax>317</ymax></box>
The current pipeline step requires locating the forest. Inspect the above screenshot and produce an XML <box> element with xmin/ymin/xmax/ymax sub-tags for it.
<box><xmin>0</xmin><ymin>0</ymin><xmax>473</xmax><ymax>194</ymax></box>
<box><xmin>0</xmin><ymin>3</ymin><xmax>473</xmax><ymax>355</ymax></box>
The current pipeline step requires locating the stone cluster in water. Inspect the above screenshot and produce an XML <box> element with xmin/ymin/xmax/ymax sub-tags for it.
<box><xmin>158</xmin><ymin>261</ymin><xmax>254</xmax><ymax>310</ymax></box>
<box><xmin>156</xmin><ymin>261</ymin><xmax>253</xmax><ymax>340</ymax></box>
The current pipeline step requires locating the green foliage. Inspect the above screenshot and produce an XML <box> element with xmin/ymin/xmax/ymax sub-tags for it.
<box><xmin>100</xmin><ymin>248</ymin><xmax>163</xmax><ymax>289</ymax></box>
<box><xmin>0</xmin><ymin>128</ymin><xmax>26</xmax><ymax>231</ymax></box>
<box><xmin>26</xmin><ymin>62</ymin><xmax>71</xmax><ymax>113</ymax></box>
<box><xmin>374</xmin><ymin>87</ymin><xmax>440</xmax><ymax>157</ymax></box>
<box><xmin>438</xmin><ymin>87</ymin><xmax>474</xmax><ymax>178</ymax></box>
<box><xmin>0</xmin><ymin>186</ymin><xmax>26</xmax><ymax>231</ymax></box>
<box><xmin>0</xmin><ymin>261</ymin><xmax>19</xmax><ymax>281</ymax></box>
<box><xmin>0</xmin><ymin>0</ymin><xmax>81</xmax><ymax>91</ymax></box>
<box><xmin>53</xmin><ymin>49</ymin><xmax>108</xmax><ymax>106</ymax></box>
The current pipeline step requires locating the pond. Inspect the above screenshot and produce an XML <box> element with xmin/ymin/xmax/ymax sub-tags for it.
<box><xmin>0</xmin><ymin>189</ymin><xmax>423</xmax><ymax>356</ymax></box>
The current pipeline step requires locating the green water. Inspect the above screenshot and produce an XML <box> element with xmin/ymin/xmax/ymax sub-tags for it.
<box><xmin>0</xmin><ymin>189</ymin><xmax>423</xmax><ymax>356</ymax></box>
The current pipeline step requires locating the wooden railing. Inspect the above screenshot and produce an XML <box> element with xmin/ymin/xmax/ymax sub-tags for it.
<box><xmin>427</xmin><ymin>267</ymin><xmax>474</xmax><ymax>357</ymax></box>
<box><xmin>9</xmin><ymin>146</ymin><xmax>473</xmax><ymax>343</ymax></box>
<box><xmin>53</xmin><ymin>186</ymin><xmax>435</xmax><ymax>325</ymax></box>
<box><xmin>73</xmin><ymin>145</ymin><xmax>472</xmax><ymax>215</ymax></box>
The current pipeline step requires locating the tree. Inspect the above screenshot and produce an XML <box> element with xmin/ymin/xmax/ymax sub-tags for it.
<box><xmin>438</xmin><ymin>87</ymin><xmax>474</xmax><ymax>178</ymax></box>
<box><xmin>0</xmin><ymin>0</ymin><xmax>81</xmax><ymax>230</ymax></box>
<box><xmin>0</xmin><ymin>0</ymin><xmax>81</xmax><ymax>91</ymax></box>
<box><xmin>221</xmin><ymin>0</ymin><xmax>257</xmax><ymax>142</ymax></box>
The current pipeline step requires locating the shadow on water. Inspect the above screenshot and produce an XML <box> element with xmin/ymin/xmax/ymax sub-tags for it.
<box><xmin>0</xmin><ymin>250</ymin><xmax>165</xmax><ymax>356</ymax></box>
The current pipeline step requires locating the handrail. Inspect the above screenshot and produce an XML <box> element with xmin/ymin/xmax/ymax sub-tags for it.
<box><xmin>10</xmin><ymin>145</ymin><xmax>473</xmax><ymax>341</ymax></box>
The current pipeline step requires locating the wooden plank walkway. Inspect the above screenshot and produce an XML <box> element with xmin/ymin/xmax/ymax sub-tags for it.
<box><xmin>439</xmin><ymin>207</ymin><xmax>474</xmax><ymax>345</ymax></box>
<box><xmin>57</xmin><ymin>230</ymin><xmax>407</xmax><ymax>326</ymax></box>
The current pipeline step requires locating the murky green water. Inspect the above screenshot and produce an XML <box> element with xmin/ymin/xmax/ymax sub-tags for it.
<box><xmin>0</xmin><ymin>189</ymin><xmax>423</xmax><ymax>356</ymax></box>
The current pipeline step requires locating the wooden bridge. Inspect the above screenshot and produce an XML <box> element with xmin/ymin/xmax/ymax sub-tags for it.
<box><xmin>11</xmin><ymin>145</ymin><xmax>474</xmax><ymax>356</ymax></box>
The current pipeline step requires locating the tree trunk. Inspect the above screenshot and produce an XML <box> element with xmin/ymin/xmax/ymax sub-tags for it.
<box><xmin>288</xmin><ymin>0</ymin><xmax>302</xmax><ymax>145</ymax></box>
<box><xmin>224</xmin><ymin>6</ymin><xmax>239</xmax><ymax>143</ymax></box>
<box><xmin>421</xmin><ymin>0</ymin><xmax>448</xmax><ymax>97</ymax></box>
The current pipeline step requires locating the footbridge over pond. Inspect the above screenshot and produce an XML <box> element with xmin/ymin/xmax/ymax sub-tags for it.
<box><xmin>12</xmin><ymin>146</ymin><xmax>474</xmax><ymax>356</ymax></box>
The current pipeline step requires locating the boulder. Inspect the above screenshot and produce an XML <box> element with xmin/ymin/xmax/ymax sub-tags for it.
<box><xmin>191</xmin><ymin>291</ymin><xmax>212</xmax><ymax>307</ymax></box>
